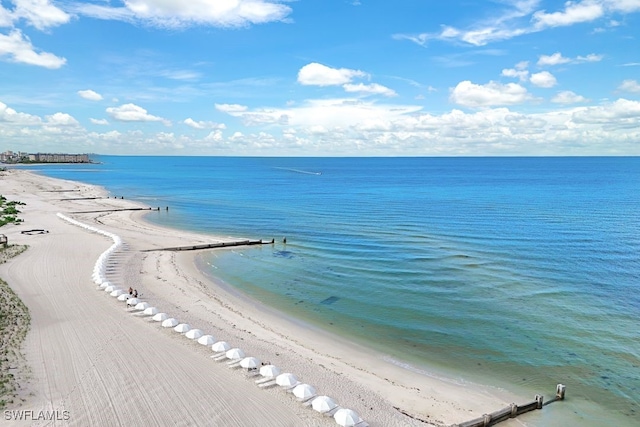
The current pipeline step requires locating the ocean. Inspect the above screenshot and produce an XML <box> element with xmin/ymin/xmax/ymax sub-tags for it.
<box><xmin>23</xmin><ymin>156</ymin><xmax>640</xmax><ymax>426</ymax></box>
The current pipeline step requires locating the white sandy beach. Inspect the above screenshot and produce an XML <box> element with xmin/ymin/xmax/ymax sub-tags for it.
<box><xmin>0</xmin><ymin>169</ymin><xmax>529</xmax><ymax>427</ymax></box>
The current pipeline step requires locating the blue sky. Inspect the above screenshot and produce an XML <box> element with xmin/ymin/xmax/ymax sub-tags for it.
<box><xmin>1</xmin><ymin>0</ymin><xmax>639</xmax><ymax>156</ymax></box>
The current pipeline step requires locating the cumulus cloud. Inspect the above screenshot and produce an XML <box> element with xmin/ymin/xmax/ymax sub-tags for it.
<box><xmin>3</xmin><ymin>97</ymin><xmax>640</xmax><ymax>155</ymax></box>
<box><xmin>184</xmin><ymin>118</ymin><xmax>225</xmax><ymax>129</ymax></box>
<box><xmin>13</xmin><ymin>0</ymin><xmax>71</xmax><ymax>30</ymax></box>
<box><xmin>78</xmin><ymin>89</ymin><xmax>103</xmax><ymax>101</ymax></box>
<box><xmin>297</xmin><ymin>63</ymin><xmax>368</xmax><ymax>86</ymax></box>
<box><xmin>0</xmin><ymin>5</ymin><xmax>12</xmax><ymax>27</ymax></box>
<box><xmin>342</xmin><ymin>83</ymin><xmax>397</xmax><ymax>97</ymax></box>
<box><xmin>502</xmin><ymin>68</ymin><xmax>529</xmax><ymax>81</ymax></box>
<box><xmin>618</xmin><ymin>79</ymin><xmax>640</xmax><ymax>93</ymax></box>
<box><xmin>90</xmin><ymin>118</ymin><xmax>109</xmax><ymax>125</ymax></box>
<box><xmin>450</xmin><ymin>81</ymin><xmax>531</xmax><ymax>108</ymax></box>
<box><xmin>106</xmin><ymin>103</ymin><xmax>166</xmax><ymax>123</ymax></box>
<box><xmin>0</xmin><ymin>29</ymin><xmax>66</xmax><ymax>68</ymax></box>
<box><xmin>0</xmin><ymin>100</ymin><xmax>41</xmax><ymax>124</ymax></box>
<box><xmin>538</xmin><ymin>52</ymin><xmax>571</xmax><ymax>66</ymax></box>
<box><xmin>576</xmin><ymin>53</ymin><xmax>603</xmax><ymax>62</ymax></box>
<box><xmin>533</xmin><ymin>1</ymin><xmax>604</xmax><ymax>28</ymax></box>
<box><xmin>74</xmin><ymin>0</ymin><xmax>292</xmax><ymax>28</ymax></box>
<box><xmin>46</xmin><ymin>112</ymin><xmax>79</xmax><ymax>126</ymax></box>
<box><xmin>530</xmin><ymin>71</ymin><xmax>557</xmax><ymax>88</ymax></box>
<box><xmin>215</xmin><ymin>103</ymin><xmax>248</xmax><ymax>114</ymax></box>
<box><xmin>538</xmin><ymin>51</ymin><xmax>603</xmax><ymax>66</ymax></box>
<box><xmin>552</xmin><ymin>90</ymin><xmax>589</xmax><ymax>104</ymax></box>
<box><xmin>571</xmin><ymin>98</ymin><xmax>640</xmax><ymax>126</ymax></box>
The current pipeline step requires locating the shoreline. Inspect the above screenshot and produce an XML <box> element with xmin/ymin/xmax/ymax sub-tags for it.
<box><xmin>0</xmin><ymin>169</ymin><xmax>532</xmax><ymax>426</ymax></box>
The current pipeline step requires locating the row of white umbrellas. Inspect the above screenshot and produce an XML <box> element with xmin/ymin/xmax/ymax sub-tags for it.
<box><xmin>58</xmin><ymin>213</ymin><xmax>366</xmax><ymax>427</ymax></box>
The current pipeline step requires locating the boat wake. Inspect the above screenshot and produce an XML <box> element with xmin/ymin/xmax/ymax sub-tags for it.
<box><xmin>274</xmin><ymin>167</ymin><xmax>322</xmax><ymax>176</ymax></box>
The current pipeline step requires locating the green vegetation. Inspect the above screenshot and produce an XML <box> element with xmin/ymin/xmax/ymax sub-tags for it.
<box><xmin>0</xmin><ymin>245</ymin><xmax>30</xmax><ymax>409</ymax></box>
<box><xmin>0</xmin><ymin>196</ymin><xmax>24</xmax><ymax>227</ymax></box>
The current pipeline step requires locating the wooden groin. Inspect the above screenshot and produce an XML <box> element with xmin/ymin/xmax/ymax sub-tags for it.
<box><xmin>69</xmin><ymin>207</ymin><xmax>156</xmax><ymax>214</ymax></box>
<box><xmin>58</xmin><ymin>197</ymin><xmax>104</xmax><ymax>201</ymax></box>
<box><xmin>454</xmin><ymin>384</ymin><xmax>566</xmax><ymax>427</ymax></box>
<box><xmin>141</xmin><ymin>239</ymin><xmax>268</xmax><ymax>252</ymax></box>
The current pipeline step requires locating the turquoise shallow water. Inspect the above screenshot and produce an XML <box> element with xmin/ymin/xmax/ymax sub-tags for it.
<box><xmin>25</xmin><ymin>156</ymin><xmax>640</xmax><ymax>426</ymax></box>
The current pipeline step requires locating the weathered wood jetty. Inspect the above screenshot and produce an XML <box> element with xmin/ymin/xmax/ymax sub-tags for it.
<box><xmin>58</xmin><ymin>197</ymin><xmax>104</xmax><ymax>201</ymax></box>
<box><xmin>142</xmin><ymin>239</ymin><xmax>268</xmax><ymax>252</ymax></box>
<box><xmin>69</xmin><ymin>207</ymin><xmax>156</xmax><ymax>214</ymax></box>
<box><xmin>454</xmin><ymin>384</ymin><xmax>566</xmax><ymax>427</ymax></box>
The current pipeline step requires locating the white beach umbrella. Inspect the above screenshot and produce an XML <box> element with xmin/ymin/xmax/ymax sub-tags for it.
<box><xmin>142</xmin><ymin>307</ymin><xmax>158</xmax><ymax>316</ymax></box>
<box><xmin>117</xmin><ymin>294</ymin><xmax>130</xmax><ymax>301</ymax></box>
<box><xmin>134</xmin><ymin>302</ymin><xmax>149</xmax><ymax>311</ymax></box>
<box><xmin>239</xmin><ymin>357</ymin><xmax>261</xmax><ymax>370</ymax></box>
<box><xmin>104</xmin><ymin>285</ymin><xmax>117</xmax><ymax>293</ymax></box>
<box><xmin>185</xmin><ymin>329</ymin><xmax>203</xmax><ymax>340</ymax></box>
<box><xmin>334</xmin><ymin>408</ymin><xmax>361</xmax><ymax>427</ymax></box>
<box><xmin>259</xmin><ymin>365</ymin><xmax>280</xmax><ymax>378</ymax></box>
<box><xmin>211</xmin><ymin>341</ymin><xmax>230</xmax><ymax>352</ymax></box>
<box><xmin>162</xmin><ymin>318</ymin><xmax>179</xmax><ymax>328</ymax></box>
<box><xmin>110</xmin><ymin>289</ymin><xmax>125</xmax><ymax>297</ymax></box>
<box><xmin>292</xmin><ymin>384</ymin><xmax>316</xmax><ymax>400</ymax></box>
<box><xmin>99</xmin><ymin>281</ymin><xmax>110</xmax><ymax>289</ymax></box>
<box><xmin>311</xmin><ymin>396</ymin><xmax>338</xmax><ymax>413</ymax></box>
<box><xmin>174</xmin><ymin>323</ymin><xmax>191</xmax><ymax>333</ymax></box>
<box><xmin>152</xmin><ymin>312</ymin><xmax>168</xmax><ymax>322</ymax></box>
<box><xmin>126</xmin><ymin>298</ymin><xmax>139</xmax><ymax>306</ymax></box>
<box><xmin>197</xmin><ymin>335</ymin><xmax>215</xmax><ymax>346</ymax></box>
<box><xmin>276</xmin><ymin>373</ymin><xmax>299</xmax><ymax>387</ymax></box>
<box><xmin>226</xmin><ymin>348</ymin><xmax>245</xmax><ymax>360</ymax></box>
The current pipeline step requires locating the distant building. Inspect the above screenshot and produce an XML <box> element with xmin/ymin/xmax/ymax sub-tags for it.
<box><xmin>1</xmin><ymin>151</ymin><xmax>90</xmax><ymax>164</ymax></box>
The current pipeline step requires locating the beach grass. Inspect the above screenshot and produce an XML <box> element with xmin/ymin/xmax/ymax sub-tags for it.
<box><xmin>0</xmin><ymin>245</ymin><xmax>30</xmax><ymax>409</ymax></box>
<box><xmin>0</xmin><ymin>195</ymin><xmax>25</xmax><ymax>227</ymax></box>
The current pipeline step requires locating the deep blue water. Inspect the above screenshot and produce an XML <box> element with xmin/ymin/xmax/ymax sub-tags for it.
<box><xmin>23</xmin><ymin>156</ymin><xmax>640</xmax><ymax>426</ymax></box>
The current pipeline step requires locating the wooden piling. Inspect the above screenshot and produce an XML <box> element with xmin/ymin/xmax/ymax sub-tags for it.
<box><xmin>141</xmin><ymin>239</ymin><xmax>268</xmax><ymax>252</ymax></box>
<box><xmin>454</xmin><ymin>385</ymin><xmax>565</xmax><ymax>427</ymax></box>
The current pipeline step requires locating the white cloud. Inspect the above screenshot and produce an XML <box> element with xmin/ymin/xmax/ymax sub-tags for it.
<box><xmin>13</xmin><ymin>0</ymin><xmax>71</xmax><ymax>30</ymax></box>
<box><xmin>576</xmin><ymin>53</ymin><xmax>603</xmax><ymax>62</ymax></box>
<box><xmin>0</xmin><ymin>5</ymin><xmax>12</xmax><ymax>27</ymax></box>
<box><xmin>3</xmin><ymin>97</ymin><xmax>640</xmax><ymax>155</ymax></box>
<box><xmin>552</xmin><ymin>90</ymin><xmax>589</xmax><ymax>103</ymax></box>
<box><xmin>538</xmin><ymin>52</ymin><xmax>571</xmax><ymax>66</ymax></box>
<box><xmin>184</xmin><ymin>118</ymin><xmax>225</xmax><ymax>129</ymax></box>
<box><xmin>618</xmin><ymin>79</ymin><xmax>640</xmax><ymax>93</ymax></box>
<box><xmin>502</xmin><ymin>68</ymin><xmax>529</xmax><ymax>81</ymax></box>
<box><xmin>74</xmin><ymin>0</ymin><xmax>292</xmax><ymax>28</ymax></box>
<box><xmin>530</xmin><ymin>71</ymin><xmax>557</xmax><ymax>88</ymax></box>
<box><xmin>297</xmin><ymin>63</ymin><xmax>368</xmax><ymax>86</ymax></box>
<box><xmin>215</xmin><ymin>103</ymin><xmax>248</xmax><ymax>114</ymax></box>
<box><xmin>46</xmin><ymin>112</ymin><xmax>79</xmax><ymax>126</ymax></box>
<box><xmin>0</xmin><ymin>29</ymin><xmax>66</xmax><ymax>68</ymax></box>
<box><xmin>395</xmin><ymin>0</ymin><xmax>640</xmax><ymax>48</ymax></box>
<box><xmin>450</xmin><ymin>81</ymin><xmax>531</xmax><ymax>108</ymax></box>
<box><xmin>106</xmin><ymin>103</ymin><xmax>166</xmax><ymax>123</ymax></box>
<box><xmin>342</xmin><ymin>83</ymin><xmax>397</xmax><ymax>97</ymax></box>
<box><xmin>538</xmin><ymin>51</ymin><xmax>603</xmax><ymax>66</ymax></box>
<box><xmin>78</xmin><ymin>89</ymin><xmax>103</xmax><ymax>101</ymax></box>
<box><xmin>393</xmin><ymin>0</ymin><xmax>538</xmax><ymax>46</ymax></box>
<box><xmin>159</xmin><ymin>69</ymin><xmax>202</xmax><ymax>81</ymax></box>
<box><xmin>533</xmin><ymin>1</ymin><xmax>604</xmax><ymax>28</ymax></box>
<box><xmin>571</xmin><ymin>98</ymin><xmax>640</xmax><ymax>126</ymax></box>
<box><xmin>0</xmin><ymin>100</ymin><xmax>41</xmax><ymax>124</ymax></box>
<box><xmin>90</xmin><ymin>118</ymin><xmax>109</xmax><ymax>125</ymax></box>
<box><xmin>605</xmin><ymin>0</ymin><xmax>640</xmax><ymax>13</ymax></box>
